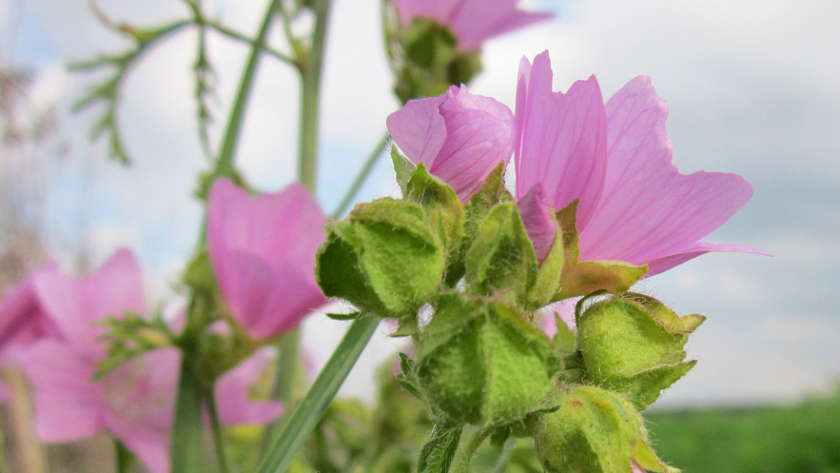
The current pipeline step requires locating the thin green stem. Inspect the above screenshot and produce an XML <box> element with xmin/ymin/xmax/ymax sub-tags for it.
<box><xmin>114</xmin><ymin>441</ymin><xmax>135</xmax><ymax>473</ymax></box>
<box><xmin>331</xmin><ymin>131</ymin><xmax>390</xmax><ymax>218</ymax></box>
<box><xmin>205</xmin><ymin>21</ymin><xmax>295</xmax><ymax>65</ymax></box>
<box><xmin>258</xmin><ymin>329</ymin><xmax>302</xmax><ymax>456</ymax></box>
<box><xmin>207</xmin><ymin>388</ymin><xmax>231</xmax><ymax>473</ymax></box>
<box><xmin>255</xmin><ymin>316</ymin><xmax>379</xmax><ymax>473</ymax></box>
<box><xmin>489</xmin><ymin>439</ymin><xmax>515</xmax><ymax>473</ymax></box>
<box><xmin>212</xmin><ymin>0</ymin><xmax>280</xmax><ymax>180</ymax></box>
<box><xmin>171</xmin><ymin>337</ymin><xmax>203</xmax><ymax>473</ymax></box>
<box><xmin>451</xmin><ymin>426</ymin><xmax>492</xmax><ymax>473</ymax></box>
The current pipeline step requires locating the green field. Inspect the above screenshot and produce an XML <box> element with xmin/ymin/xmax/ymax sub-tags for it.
<box><xmin>645</xmin><ymin>389</ymin><xmax>840</xmax><ymax>473</ymax></box>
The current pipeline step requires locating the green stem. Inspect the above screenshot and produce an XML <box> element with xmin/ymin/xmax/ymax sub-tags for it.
<box><xmin>489</xmin><ymin>439</ymin><xmax>515</xmax><ymax>473</ymax></box>
<box><xmin>114</xmin><ymin>441</ymin><xmax>135</xmax><ymax>473</ymax></box>
<box><xmin>255</xmin><ymin>316</ymin><xmax>379</xmax><ymax>473</ymax></box>
<box><xmin>171</xmin><ymin>337</ymin><xmax>204</xmax><ymax>473</ymax></box>
<box><xmin>451</xmin><ymin>426</ymin><xmax>491</xmax><ymax>473</ymax></box>
<box><xmin>331</xmin><ymin>131</ymin><xmax>390</xmax><ymax>218</ymax></box>
<box><xmin>259</xmin><ymin>330</ymin><xmax>302</xmax><ymax>456</ymax></box>
<box><xmin>213</xmin><ymin>0</ymin><xmax>280</xmax><ymax>180</ymax></box>
<box><xmin>207</xmin><ymin>387</ymin><xmax>231</xmax><ymax>473</ymax></box>
<box><xmin>205</xmin><ymin>21</ymin><xmax>295</xmax><ymax>65</ymax></box>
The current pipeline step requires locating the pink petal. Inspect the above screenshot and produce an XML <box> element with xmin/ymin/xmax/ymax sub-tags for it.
<box><xmin>515</xmin><ymin>52</ymin><xmax>608</xmax><ymax>229</ymax></box>
<box><xmin>102</xmin><ymin>348</ymin><xmax>181</xmax><ymax>473</ymax></box>
<box><xmin>208</xmin><ymin>180</ymin><xmax>328</xmax><ymax>339</ymax></box>
<box><xmin>0</xmin><ymin>379</ymin><xmax>10</xmax><ymax>403</ymax></box>
<box><xmin>631</xmin><ymin>460</ymin><xmax>647</xmax><ymax>473</ymax></box>
<box><xmin>386</xmin><ymin>95</ymin><xmax>448</xmax><ymax>168</ymax></box>
<box><xmin>538</xmin><ymin>299</ymin><xmax>577</xmax><ymax>337</ymax></box>
<box><xmin>391</xmin><ymin>0</ymin><xmax>459</xmax><ymax>27</ymax></box>
<box><xmin>645</xmin><ymin>242</ymin><xmax>771</xmax><ymax>277</ymax></box>
<box><xmin>579</xmin><ymin>77</ymin><xmax>757</xmax><ymax>267</ymax></box>
<box><xmin>32</xmin><ymin>249</ymin><xmax>145</xmax><ymax>356</ymax></box>
<box><xmin>431</xmin><ymin>86</ymin><xmax>515</xmax><ymax>201</ymax></box>
<box><xmin>449</xmin><ymin>0</ymin><xmax>554</xmax><ymax>51</ymax></box>
<box><xmin>388</xmin><ymin>86</ymin><xmax>515</xmax><ymax>202</ymax></box>
<box><xmin>0</xmin><ymin>270</ymin><xmax>60</xmax><ymax>355</ymax></box>
<box><xmin>107</xmin><ymin>415</ymin><xmax>171</xmax><ymax>473</ymax></box>
<box><xmin>517</xmin><ymin>183</ymin><xmax>557</xmax><ymax>263</ymax></box>
<box><xmin>215</xmin><ymin>350</ymin><xmax>283</xmax><ymax>426</ymax></box>
<box><xmin>16</xmin><ymin>339</ymin><xmax>105</xmax><ymax>442</ymax></box>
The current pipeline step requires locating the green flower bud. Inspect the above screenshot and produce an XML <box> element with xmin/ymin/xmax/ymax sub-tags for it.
<box><xmin>416</xmin><ymin>293</ymin><xmax>559</xmax><ymax>427</ymax></box>
<box><xmin>316</xmin><ymin>198</ymin><xmax>446</xmax><ymax>318</ymax></box>
<box><xmin>535</xmin><ymin>385</ymin><xmax>679</xmax><ymax>473</ymax></box>
<box><xmin>405</xmin><ymin>163</ymin><xmax>466</xmax><ymax>258</ymax></box>
<box><xmin>578</xmin><ymin>293</ymin><xmax>705</xmax><ymax>410</ymax></box>
<box><xmin>181</xmin><ymin>248</ymin><xmax>217</xmax><ymax>295</ymax></box>
<box><xmin>465</xmin><ymin>203</ymin><xmax>538</xmax><ymax>306</ymax></box>
<box><xmin>388</xmin><ymin>18</ymin><xmax>483</xmax><ymax>103</ymax></box>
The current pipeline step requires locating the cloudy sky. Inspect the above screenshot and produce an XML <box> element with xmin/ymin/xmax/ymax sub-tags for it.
<box><xmin>3</xmin><ymin>0</ymin><xmax>839</xmax><ymax>408</ymax></box>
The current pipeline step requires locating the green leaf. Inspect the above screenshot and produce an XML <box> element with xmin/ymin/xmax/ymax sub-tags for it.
<box><xmin>418</xmin><ymin>427</ymin><xmax>463</xmax><ymax>473</ymax></box>
<box><xmin>256</xmin><ymin>316</ymin><xmax>380</xmax><ymax>473</ymax></box>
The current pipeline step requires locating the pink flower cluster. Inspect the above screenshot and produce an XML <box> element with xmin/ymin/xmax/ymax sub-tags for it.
<box><xmin>0</xmin><ymin>179</ymin><xmax>327</xmax><ymax>472</ymax></box>
<box><xmin>388</xmin><ymin>51</ymin><xmax>768</xmax><ymax>275</ymax></box>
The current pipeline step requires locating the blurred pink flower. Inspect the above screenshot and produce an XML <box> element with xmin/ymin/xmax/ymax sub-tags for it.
<box><xmin>392</xmin><ymin>0</ymin><xmax>553</xmax><ymax>51</ymax></box>
<box><xmin>207</xmin><ymin>179</ymin><xmax>328</xmax><ymax>340</ymax></box>
<box><xmin>516</xmin><ymin>51</ymin><xmax>768</xmax><ymax>276</ymax></box>
<box><xmin>215</xmin><ymin>349</ymin><xmax>283</xmax><ymax>425</ymax></box>
<box><xmin>0</xmin><ymin>265</ymin><xmax>62</xmax><ymax>362</ymax></box>
<box><xmin>387</xmin><ymin>85</ymin><xmax>515</xmax><ymax>202</ymax></box>
<box><xmin>14</xmin><ymin>249</ymin><xmax>283</xmax><ymax>473</ymax></box>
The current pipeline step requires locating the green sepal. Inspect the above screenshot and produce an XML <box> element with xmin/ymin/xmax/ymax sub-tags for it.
<box><xmin>534</xmin><ymin>385</ymin><xmax>679</xmax><ymax>473</ymax></box>
<box><xmin>181</xmin><ymin>248</ymin><xmax>217</xmax><ymax>295</ymax></box>
<box><xmin>528</xmin><ymin>227</ymin><xmax>565</xmax><ymax>309</ymax></box>
<box><xmin>552</xmin><ymin>312</ymin><xmax>577</xmax><ymax>357</ymax></box>
<box><xmin>577</xmin><ymin>293</ymin><xmax>704</xmax><ymax>410</ymax></box>
<box><xmin>465</xmin><ymin>202</ymin><xmax>538</xmax><ymax>306</ymax></box>
<box><xmin>416</xmin><ymin>293</ymin><xmax>559</xmax><ymax>427</ymax></box>
<box><xmin>418</xmin><ymin>426</ymin><xmax>462</xmax><ymax>473</ymax></box>
<box><xmin>325</xmin><ymin>311</ymin><xmax>361</xmax><ymax>321</ymax></box>
<box><xmin>316</xmin><ymin>198</ymin><xmax>446</xmax><ymax>318</ymax></box>
<box><xmin>391</xmin><ymin>145</ymin><xmax>417</xmax><ymax>194</ymax></box>
<box><xmin>633</xmin><ymin>434</ymin><xmax>681</xmax><ymax>473</ymax></box>
<box><xmin>552</xmin><ymin>201</ymin><xmax>647</xmax><ymax>300</ymax></box>
<box><xmin>405</xmin><ymin>163</ymin><xmax>466</xmax><ymax>256</ymax></box>
<box><xmin>444</xmin><ymin>162</ymin><xmax>507</xmax><ymax>287</ymax></box>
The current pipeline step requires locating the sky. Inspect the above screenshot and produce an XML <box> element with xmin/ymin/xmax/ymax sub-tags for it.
<box><xmin>2</xmin><ymin>0</ymin><xmax>839</xmax><ymax>408</ymax></box>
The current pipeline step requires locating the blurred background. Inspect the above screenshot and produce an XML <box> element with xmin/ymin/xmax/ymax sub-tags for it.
<box><xmin>1</xmin><ymin>0</ymin><xmax>839</xmax><ymax>471</ymax></box>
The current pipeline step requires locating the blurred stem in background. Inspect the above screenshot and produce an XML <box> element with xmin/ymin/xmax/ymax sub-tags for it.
<box><xmin>171</xmin><ymin>1</ymin><xmax>281</xmax><ymax>472</ymax></box>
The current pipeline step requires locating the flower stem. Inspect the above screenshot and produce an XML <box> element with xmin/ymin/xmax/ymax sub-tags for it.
<box><xmin>451</xmin><ymin>426</ymin><xmax>491</xmax><ymax>473</ymax></box>
<box><xmin>206</xmin><ymin>387</ymin><xmax>230</xmax><ymax>473</ymax></box>
<box><xmin>331</xmin><ymin>131</ymin><xmax>391</xmax><ymax>218</ymax></box>
<box><xmin>114</xmin><ymin>440</ymin><xmax>135</xmax><ymax>473</ymax></box>
<box><xmin>255</xmin><ymin>316</ymin><xmax>379</xmax><ymax>473</ymax></box>
<box><xmin>172</xmin><ymin>4</ymin><xmax>280</xmax><ymax>471</ymax></box>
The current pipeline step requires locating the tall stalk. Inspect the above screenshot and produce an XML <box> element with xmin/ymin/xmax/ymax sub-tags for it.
<box><xmin>171</xmin><ymin>2</ymin><xmax>279</xmax><ymax>472</ymax></box>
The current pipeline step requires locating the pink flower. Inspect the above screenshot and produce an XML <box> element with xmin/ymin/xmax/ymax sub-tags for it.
<box><xmin>207</xmin><ymin>179</ymin><xmax>328</xmax><ymax>340</ymax></box>
<box><xmin>516</xmin><ymin>51</ymin><xmax>767</xmax><ymax>276</ymax></box>
<box><xmin>215</xmin><ymin>349</ymin><xmax>283</xmax><ymax>426</ymax></box>
<box><xmin>387</xmin><ymin>85</ymin><xmax>516</xmax><ymax>202</ymax></box>
<box><xmin>14</xmin><ymin>249</ymin><xmax>283</xmax><ymax>473</ymax></box>
<box><xmin>0</xmin><ymin>266</ymin><xmax>62</xmax><ymax>362</ymax></box>
<box><xmin>18</xmin><ymin>342</ymin><xmax>181</xmax><ymax>473</ymax></box>
<box><xmin>392</xmin><ymin>0</ymin><xmax>554</xmax><ymax>51</ymax></box>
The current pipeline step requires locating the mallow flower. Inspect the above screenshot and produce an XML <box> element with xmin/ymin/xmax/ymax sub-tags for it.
<box><xmin>387</xmin><ymin>84</ymin><xmax>516</xmax><ymax>202</ymax></box>
<box><xmin>515</xmin><ymin>51</ymin><xmax>767</xmax><ymax>276</ymax></box>
<box><xmin>0</xmin><ymin>265</ymin><xmax>61</xmax><ymax>364</ymax></box>
<box><xmin>391</xmin><ymin>0</ymin><xmax>554</xmax><ymax>51</ymax></box>
<box><xmin>14</xmin><ymin>249</ymin><xmax>283</xmax><ymax>473</ymax></box>
<box><xmin>207</xmin><ymin>178</ymin><xmax>328</xmax><ymax>340</ymax></box>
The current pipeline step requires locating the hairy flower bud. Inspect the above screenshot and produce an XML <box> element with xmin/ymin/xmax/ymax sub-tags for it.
<box><xmin>415</xmin><ymin>293</ymin><xmax>558</xmax><ymax>427</ymax></box>
<box><xmin>578</xmin><ymin>293</ymin><xmax>705</xmax><ymax>410</ymax></box>
<box><xmin>534</xmin><ymin>385</ymin><xmax>678</xmax><ymax>473</ymax></box>
<box><xmin>317</xmin><ymin>198</ymin><xmax>446</xmax><ymax>318</ymax></box>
